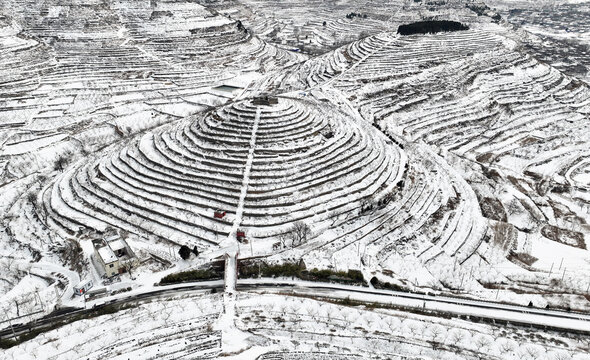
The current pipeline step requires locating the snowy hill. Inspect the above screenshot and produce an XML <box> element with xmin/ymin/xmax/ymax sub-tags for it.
<box><xmin>1</xmin><ymin>0</ymin><xmax>589</xmax><ymax>358</ymax></box>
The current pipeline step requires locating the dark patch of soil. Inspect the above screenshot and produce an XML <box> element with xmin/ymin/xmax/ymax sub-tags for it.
<box><xmin>541</xmin><ymin>225</ymin><xmax>586</xmax><ymax>249</ymax></box>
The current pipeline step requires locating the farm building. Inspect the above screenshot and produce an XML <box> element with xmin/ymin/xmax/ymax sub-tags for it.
<box><xmin>93</xmin><ymin>235</ymin><xmax>139</xmax><ymax>278</ymax></box>
<box><xmin>73</xmin><ymin>279</ymin><xmax>93</xmax><ymax>296</ymax></box>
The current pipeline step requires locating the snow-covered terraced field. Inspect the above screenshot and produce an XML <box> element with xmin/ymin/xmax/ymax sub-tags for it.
<box><xmin>3</xmin><ymin>292</ymin><xmax>224</xmax><ymax>359</ymax></box>
<box><xmin>254</xmin><ymin>19</ymin><xmax>590</xmax><ymax>303</ymax></box>
<box><xmin>2</xmin><ymin>0</ymin><xmax>590</xmax><ymax>357</ymax></box>
<box><xmin>0</xmin><ymin>0</ymin><xmax>303</xmax><ymax>157</ymax></box>
<box><xmin>43</xmin><ymin>96</ymin><xmax>405</xmax><ymax>250</ymax></box>
<box><xmin>235</xmin><ymin>0</ymin><xmax>483</xmax><ymax>53</ymax></box>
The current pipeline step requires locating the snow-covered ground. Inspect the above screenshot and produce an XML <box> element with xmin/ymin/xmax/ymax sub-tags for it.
<box><xmin>3</xmin><ymin>291</ymin><xmax>590</xmax><ymax>359</ymax></box>
<box><xmin>1</xmin><ymin>0</ymin><xmax>590</xmax><ymax>357</ymax></box>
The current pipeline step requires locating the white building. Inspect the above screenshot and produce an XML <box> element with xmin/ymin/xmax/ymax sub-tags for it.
<box><xmin>94</xmin><ymin>235</ymin><xmax>139</xmax><ymax>278</ymax></box>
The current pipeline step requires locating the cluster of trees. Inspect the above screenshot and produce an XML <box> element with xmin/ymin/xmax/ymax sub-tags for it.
<box><xmin>53</xmin><ymin>153</ymin><xmax>72</xmax><ymax>172</ymax></box>
<box><xmin>346</xmin><ymin>12</ymin><xmax>368</xmax><ymax>19</ymax></box>
<box><xmin>57</xmin><ymin>239</ymin><xmax>86</xmax><ymax>273</ymax></box>
<box><xmin>239</xmin><ymin>262</ymin><xmax>303</xmax><ymax>279</ymax></box>
<box><xmin>370</xmin><ymin>276</ymin><xmax>406</xmax><ymax>291</ymax></box>
<box><xmin>397</xmin><ymin>20</ymin><xmax>468</xmax><ymax>35</ymax></box>
<box><xmin>360</xmin><ymin>192</ymin><xmax>396</xmax><ymax>215</ymax></box>
<box><xmin>178</xmin><ymin>245</ymin><xmax>199</xmax><ymax>260</ymax></box>
<box><xmin>278</xmin><ymin>221</ymin><xmax>312</xmax><ymax>249</ymax></box>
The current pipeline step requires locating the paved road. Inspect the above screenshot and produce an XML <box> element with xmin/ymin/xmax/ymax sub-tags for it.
<box><xmin>2</xmin><ymin>278</ymin><xmax>589</xmax><ymax>341</ymax></box>
<box><xmin>0</xmin><ymin>281</ymin><xmax>224</xmax><ymax>340</ymax></box>
<box><xmin>238</xmin><ymin>279</ymin><xmax>590</xmax><ymax>333</ymax></box>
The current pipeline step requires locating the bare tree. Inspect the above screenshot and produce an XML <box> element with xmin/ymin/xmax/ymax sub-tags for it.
<box><xmin>26</xmin><ymin>191</ymin><xmax>37</xmax><ymax>208</ymax></box>
<box><xmin>408</xmin><ymin>322</ymin><xmax>421</xmax><ymax>336</ymax></box>
<box><xmin>449</xmin><ymin>329</ymin><xmax>465</xmax><ymax>344</ymax></box>
<box><xmin>499</xmin><ymin>340</ymin><xmax>515</xmax><ymax>354</ymax></box>
<box><xmin>289</xmin><ymin>221</ymin><xmax>311</xmax><ymax>247</ymax></box>
<box><xmin>525</xmin><ymin>346</ymin><xmax>541</xmax><ymax>359</ymax></box>
<box><xmin>122</xmin><ymin>260</ymin><xmax>134</xmax><ymax>278</ymax></box>
<box><xmin>553</xmin><ymin>351</ymin><xmax>571</xmax><ymax>360</ymax></box>
<box><xmin>54</xmin><ymin>153</ymin><xmax>72</xmax><ymax>172</ymax></box>
<box><xmin>279</xmin><ymin>233</ymin><xmax>290</xmax><ymax>249</ymax></box>
<box><xmin>475</xmin><ymin>335</ymin><xmax>492</xmax><ymax>350</ymax></box>
<box><xmin>429</xmin><ymin>325</ymin><xmax>444</xmax><ymax>345</ymax></box>
<box><xmin>0</xmin><ymin>257</ymin><xmax>17</xmax><ymax>286</ymax></box>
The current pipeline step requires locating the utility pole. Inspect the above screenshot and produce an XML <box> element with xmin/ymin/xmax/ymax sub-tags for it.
<box><xmin>559</xmin><ymin>257</ymin><xmax>564</xmax><ymax>271</ymax></box>
<box><xmin>7</xmin><ymin>316</ymin><xmax>17</xmax><ymax>340</ymax></box>
<box><xmin>561</xmin><ymin>267</ymin><xmax>566</xmax><ymax>282</ymax></box>
<box><xmin>548</xmin><ymin>262</ymin><xmax>553</xmax><ymax>277</ymax></box>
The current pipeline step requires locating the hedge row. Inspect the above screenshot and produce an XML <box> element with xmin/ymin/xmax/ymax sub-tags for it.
<box><xmin>370</xmin><ymin>276</ymin><xmax>406</xmax><ymax>291</ymax></box>
<box><xmin>159</xmin><ymin>269</ymin><xmax>220</xmax><ymax>285</ymax></box>
<box><xmin>239</xmin><ymin>262</ymin><xmax>366</xmax><ymax>286</ymax></box>
<box><xmin>239</xmin><ymin>262</ymin><xmax>302</xmax><ymax>279</ymax></box>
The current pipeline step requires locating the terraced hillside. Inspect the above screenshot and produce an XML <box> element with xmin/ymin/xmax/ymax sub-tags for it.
<box><xmin>0</xmin><ymin>0</ymin><xmax>303</xmax><ymax>175</ymax></box>
<box><xmin>1</xmin><ymin>1</ymin><xmax>590</xmax><ymax>357</ymax></box>
<box><xmin>228</xmin><ymin>0</ymin><xmax>486</xmax><ymax>54</ymax></box>
<box><xmin>0</xmin><ymin>0</ymin><xmax>305</xmax><ymax>298</ymax></box>
<box><xmin>45</xmin><ymin>96</ymin><xmax>405</xmax><ymax>252</ymax></box>
<box><xmin>4</xmin><ymin>291</ymin><xmax>590</xmax><ymax>360</ymax></box>
<box><xmin>490</xmin><ymin>0</ymin><xmax>590</xmax><ymax>81</ymax></box>
<box><xmin>256</xmin><ymin>19</ymin><xmax>590</xmax><ymax>304</ymax></box>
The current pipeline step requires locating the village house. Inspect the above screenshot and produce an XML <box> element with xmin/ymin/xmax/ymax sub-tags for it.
<box><xmin>93</xmin><ymin>235</ymin><xmax>139</xmax><ymax>278</ymax></box>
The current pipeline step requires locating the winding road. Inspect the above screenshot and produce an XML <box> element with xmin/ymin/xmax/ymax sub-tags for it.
<box><xmin>2</xmin><ymin>277</ymin><xmax>589</xmax><ymax>342</ymax></box>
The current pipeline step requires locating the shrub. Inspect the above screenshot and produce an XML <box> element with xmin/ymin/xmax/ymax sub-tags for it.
<box><xmin>370</xmin><ymin>276</ymin><xmax>406</xmax><ymax>291</ymax></box>
<box><xmin>240</xmin><ymin>262</ymin><xmax>304</xmax><ymax>278</ymax></box>
<box><xmin>178</xmin><ymin>245</ymin><xmax>191</xmax><ymax>260</ymax></box>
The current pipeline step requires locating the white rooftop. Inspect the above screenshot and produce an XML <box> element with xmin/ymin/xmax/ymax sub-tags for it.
<box><xmin>74</xmin><ymin>279</ymin><xmax>92</xmax><ymax>289</ymax></box>
<box><xmin>98</xmin><ymin>246</ymin><xmax>118</xmax><ymax>264</ymax></box>
<box><xmin>109</xmin><ymin>239</ymin><xmax>127</xmax><ymax>251</ymax></box>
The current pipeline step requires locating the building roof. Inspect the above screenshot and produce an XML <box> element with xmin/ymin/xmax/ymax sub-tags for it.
<box><xmin>74</xmin><ymin>279</ymin><xmax>92</xmax><ymax>289</ymax></box>
<box><xmin>98</xmin><ymin>246</ymin><xmax>118</xmax><ymax>264</ymax></box>
<box><xmin>104</xmin><ymin>234</ymin><xmax>121</xmax><ymax>242</ymax></box>
<box><xmin>109</xmin><ymin>239</ymin><xmax>127</xmax><ymax>252</ymax></box>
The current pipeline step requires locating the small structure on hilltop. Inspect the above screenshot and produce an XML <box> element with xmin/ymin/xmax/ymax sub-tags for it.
<box><xmin>212</xmin><ymin>84</ymin><xmax>243</xmax><ymax>96</ymax></box>
<box><xmin>252</xmin><ymin>95</ymin><xmax>278</xmax><ymax>106</ymax></box>
<box><xmin>93</xmin><ymin>235</ymin><xmax>139</xmax><ymax>278</ymax></box>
